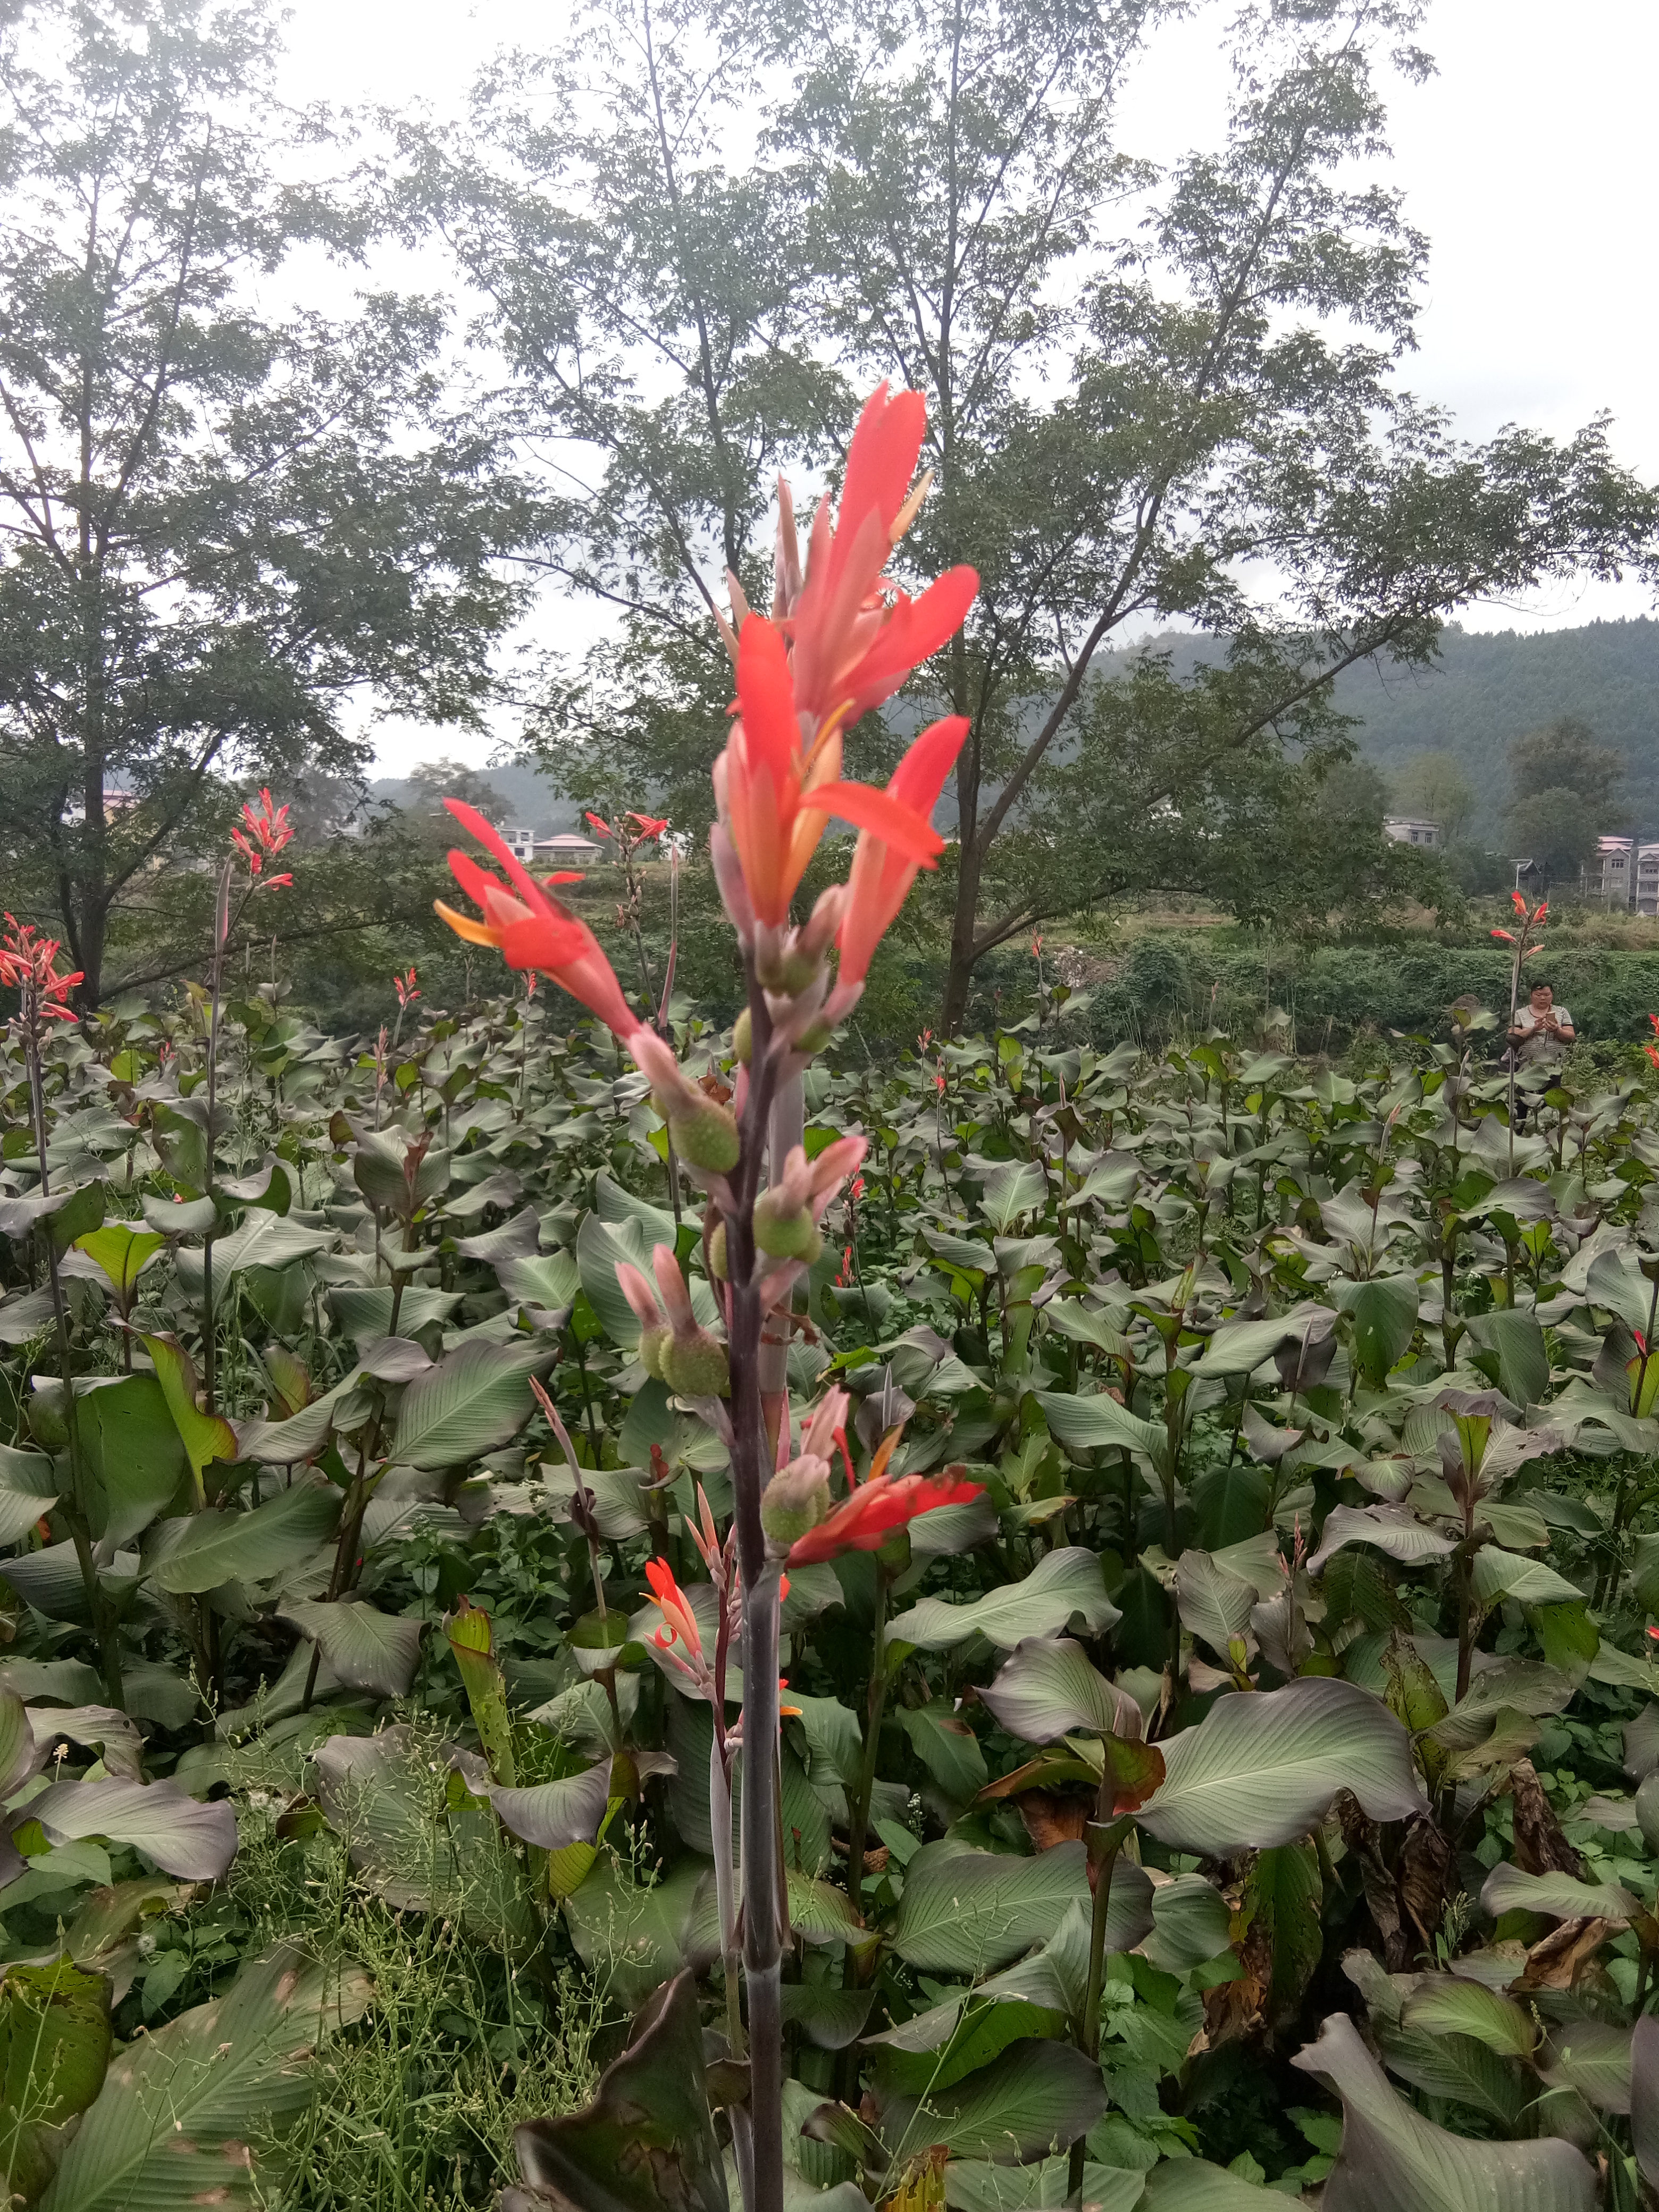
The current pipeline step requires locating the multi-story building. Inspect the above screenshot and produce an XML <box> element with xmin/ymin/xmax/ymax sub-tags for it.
<box><xmin>1581</xmin><ymin>835</ymin><xmax>1659</xmax><ymax>914</ymax></box>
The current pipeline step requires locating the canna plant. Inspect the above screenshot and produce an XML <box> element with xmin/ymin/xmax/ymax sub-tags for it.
<box><xmin>438</xmin><ymin>385</ymin><xmax>987</xmax><ymax>2212</ymax></box>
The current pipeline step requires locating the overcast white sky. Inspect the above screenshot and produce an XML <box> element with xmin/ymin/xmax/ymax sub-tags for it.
<box><xmin>272</xmin><ymin>0</ymin><xmax>1659</xmax><ymax>772</ymax></box>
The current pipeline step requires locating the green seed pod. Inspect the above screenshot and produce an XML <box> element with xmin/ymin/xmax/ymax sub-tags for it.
<box><xmin>708</xmin><ymin>1222</ymin><xmax>729</xmax><ymax>1279</ymax></box>
<box><xmin>733</xmin><ymin>1006</ymin><xmax>752</xmax><ymax>1065</ymax></box>
<box><xmin>793</xmin><ymin>1017</ymin><xmax>834</xmax><ymax>1056</ymax></box>
<box><xmin>660</xmin><ymin>1328</ymin><xmax>731</xmax><ymax>1399</ymax></box>
<box><xmin>637</xmin><ymin>1323</ymin><xmax>671</xmax><ymax>1381</ymax></box>
<box><xmin>760</xmin><ymin>1458</ymin><xmax>831</xmax><ymax>1550</ymax></box>
<box><xmin>753</xmin><ymin>1188</ymin><xmax>818</xmax><ymax>1260</ymax></box>
<box><xmin>667</xmin><ymin>1097</ymin><xmax>741</xmax><ymax>1174</ymax></box>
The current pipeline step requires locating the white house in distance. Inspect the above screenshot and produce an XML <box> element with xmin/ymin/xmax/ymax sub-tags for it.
<box><xmin>493</xmin><ymin>826</ymin><xmax>606</xmax><ymax>869</ymax></box>
<box><xmin>1383</xmin><ymin>816</ymin><xmax>1442</xmax><ymax>849</ymax></box>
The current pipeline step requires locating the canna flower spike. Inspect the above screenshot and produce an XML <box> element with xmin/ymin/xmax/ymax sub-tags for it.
<box><xmin>232</xmin><ymin>788</ymin><xmax>294</xmax><ymax>886</ymax></box>
<box><xmin>775</xmin><ymin>381</ymin><xmax>979</xmax><ymax>728</ymax></box>
<box><xmin>435</xmin><ymin>800</ymin><xmax>636</xmax><ymax>1036</ymax></box>
<box><xmin>0</xmin><ymin>916</ymin><xmax>82</xmax><ymax>1021</ymax></box>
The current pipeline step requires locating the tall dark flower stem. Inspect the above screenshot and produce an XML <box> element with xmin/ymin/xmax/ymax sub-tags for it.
<box><xmin>725</xmin><ymin>961</ymin><xmax>788</xmax><ymax>2212</ymax></box>
<box><xmin>200</xmin><ymin>858</ymin><xmax>234</xmax><ymax>1416</ymax></box>
<box><xmin>20</xmin><ymin>988</ymin><xmax>122</xmax><ymax>1706</ymax></box>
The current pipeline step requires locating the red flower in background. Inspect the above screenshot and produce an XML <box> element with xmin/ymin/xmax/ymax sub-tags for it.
<box><xmin>435</xmin><ymin>801</ymin><xmax>636</xmax><ymax>1035</ymax></box>
<box><xmin>393</xmin><ymin>966</ymin><xmax>420</xmax><ymax>1009</ymax></box>
<box><xmin>0</xmin><ymin>916</ymin><xmax>81</xmax><ymax>1020</ymax></box>
<box><xmin>231</xmin><ymin>789</ymin><xmax>294</xmax><ymax>885</ymax></box>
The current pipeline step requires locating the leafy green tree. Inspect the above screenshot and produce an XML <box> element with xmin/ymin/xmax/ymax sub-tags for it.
<box><xmin>1501</xmin><ymin>789</ymin><xmax>1604</xmax><ymax>885</ymax></box>
<box><xmin>405</xmin><ymin>760</ymin><xmax>512</xmax><ymax>827</ymax></box>
<box><xmin>0</xmin><ymin>0</ymin><xmax>533</xmax><ymax>1002</ymax></box>
<box><xmin>414</xmin><ymin>0</ymin><xmax>1658</xmax><ymax>1029</ymax></box>
<box><xmin>1392</xmin><ymin>750</ymin><xmax>1476</xmax><ymax>843</ymax></box>
<box><xmin>1507</xmin><ymin>716</ymin><xmax>1628</xmax><ymax>817</ymax></box>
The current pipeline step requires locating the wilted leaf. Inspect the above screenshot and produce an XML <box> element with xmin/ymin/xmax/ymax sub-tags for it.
<box><xmin>0</xmin><ymin>1959</ymin><xmax>111</xmax><ymax>2203</ymax></box>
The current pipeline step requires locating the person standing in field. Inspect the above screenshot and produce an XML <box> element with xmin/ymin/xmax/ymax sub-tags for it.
<box><xmin>1507</xmin><ymin>979</ymin><xmax>1575</xmax><ymax>1075</ymax></box>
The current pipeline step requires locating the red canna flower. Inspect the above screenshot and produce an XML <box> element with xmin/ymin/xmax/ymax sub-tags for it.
<box><xmin>1511</xmin><ymin>889</ymin><xmax>1528</xmax><ymax>915</ymax></box>
<box><xmin>785</xmin><ymin>383</ymin><xmax>979</xmax><ymax>728</ymax></box>
<box><xmin>718</xmin><ymin>615</ymin><xmax>947</xmax><ymax>928</ymax></box>
<box><xmin>585</xmin><ymin>812</ymin><xmax>614</xmax><ymax>840</ymax></box>
<box><xmin>0</xmin><ymin>916</ymin><xmax>82</xmax><ymax>1020</ymax></box>
<box><xmin>786</xmin><ymin>1437</ymin><xmax>984</xmax><ymax>1567</ymax></box>
<box><xmin>393</xmin><ymin>966</ymin><xmax>420</xmax><ymax>1009</ymax></box>
<box><xmin>627</xmin><ymin>811</ymin><xmax>669</xmax><ymax>840</ymax></box>
<box><xmin>1646</xmin><ymin>1044</ymin><xmax>1659</xmax><ymax>1074</ymax></box>
<box><xmin>435</xmin><ymin>800</ymin><xmax>636</xmax><ymax>1035</ymax></box>
<box><xmin>1490</xmin><ymin>928</ymin><xmax>1514</xmax><ymax>944</ymax></box>
<box><xmin>835</xmin><ymin>715</ymin><xmax>968</xmax><ymax>986</ymax></box>
<box><xmin>644</xmin><ymin>1556</ymin><xmax>704</xmax><ymax>1664</ymax></box>
<box><xmin>231</xmin><ymin>789</ymin><xmax>294</xmax><ymax>885</ymax></box>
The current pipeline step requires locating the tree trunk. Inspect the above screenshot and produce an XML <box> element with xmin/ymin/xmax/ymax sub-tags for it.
<box><xmin>943</xmin><ymin>833</ymin><xmax>983</xmax><ymax>1033</ymax></box>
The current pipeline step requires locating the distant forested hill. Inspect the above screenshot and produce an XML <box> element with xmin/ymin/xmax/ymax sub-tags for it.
<box><xmin>1101</xmin><ymin>617</ymin><xmax>1659</xmax><ymax>837</ymax></box>
<box><xmin>372</xmin><ymin>618</ymin><xmax>1659</xmax><ymax>844</ymax></box>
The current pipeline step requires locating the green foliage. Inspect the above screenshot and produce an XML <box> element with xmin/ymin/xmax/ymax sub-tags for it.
<box><xmin>14</xmin><ymin>953</ymin><xmax>1659</xmax><ymax>2207</ymax></box>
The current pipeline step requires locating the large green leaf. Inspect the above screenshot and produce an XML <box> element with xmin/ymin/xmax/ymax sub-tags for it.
<box><xmin>1632</xmin><ymin>2013</ymin><xmax>1659</xmax><ymax>2189</ymax></box>
<box><xmin>1398</xmin><ymin>1976</ymin><xmax>1537</xmax><ymax>2057</ymax></box>
<box><xmin>280</xmin><ymin>1599</ymin><xmax>423</xmax><ymax>1697</ymax></box>
<box><xmin>1197</xmin><ymin>1303</ymin><xmax>1327</xmax><ymax>1379</ymax></box>
<box><xmin>0</xmin><ymin>1441</ymin><xmax>58</xmax><ymax>1544</ymax></box>
<box><xmin>1333</xmin><ymin>1276</ymin><xmax>1419</xmax><ymax>1389</ymax></box>
<box><xmin>72</xmin><ymin>1376</ymin><xmax>187</xmax><ymax>1545</ymax></box>
<box><xmin>1479</xmin><ymin>1863</ymin><xmax>1638</xmax><ymax>1922</ymax></box>
<box><xmin>149</xmin><ymin>1477</ymin><xmax>341</xmax><ymax>1594</ymax></box>
<box><xmin>72</xmin><ymin>1222</ymin><xmax>165</xmax><ymax>1299</ymax></box>
<box><xmin>1035</xmin><ymin>1390</ymin><xmax>1164</xmax><ymax>1462</ymax></box>
<box><xmin>1140</xmin><ymin>1679</ymin><xmax>1425</xmax><ymax>1856</ymax></box>
<box><xmin>510</xmin><ymin>1972</ymin><xmax>726</xmax><ymax>2212</ymax></box>
<box><xmin>1470</xmin><ymin>1549</ymin><xmax>1585</xmax><ymax>1608</ymax></box>
<box><xmin>1308</xmin><ymin>1505</ymin><xmax>1456</xmax><ymax>1577</ymax></box>
<box><xmin>132</xmin><ymin>1331</ymin><xmax>238</xmax><ymax>1491</ymax></box>
<box><xmin>27</xmin><ymin>1778</ymin><xmax>237</xmax><ymax>1881</ymax></box>
<box><xmin>975</xmin><ymin>1159</ymin><xmax>1048</xmax><ymax>1233</ymax></box>
<box><xmin>980</xmin><ymin>1637</ymin><xmax>1141</xmax><ymax>1744</ymax></box>
<box><xmin>1467</xmin><ymin>1307</ymin><xmax>1551</xmax><ymax>1410</ymax></box>
<box><xmin>1291</xmin><ymin>2010</ymin><xmax>1595</xmax><ymax>2212</ymax></box>
<box><xmin>1539</xmin><ymin>2020</ymin><xmax>1632</xmax><ymax>2113</ymax></box>
<box><xmin>878</xmin><ymin>2037</ymin><xmax>1107</xmax><ymax>2163</ymax></box>
<box><xmin>0</xmin><ymin>1959</ymin><xmax>111</xmax><ymax>2205</ymax></box>
<box><xmin>485</xmin><ymin>1763</ymin><xmax>613</xmax><ymax>1851</ymax></box>
<box><xmin>1174</xmin><ymin>1549</ymin><xmax>1258</xmax><ymax>1654</ymax></box>
<box><xmin>1141</xmin><ymin>2163</ymin><xmax>1279</xmax><ymax>2207</ymax></box>
<box><xmin>391</xmin><ymin>1338</ymin><xmax>554</xmax><ymax>1468</ymax></box>
<box><xmin>898</xmin><ymin>1703</ymin><xmax>988</xmax><ymax>1803</ymax></box>
<box><xmin>887</xmin><ymin>1841</ymin><xmax>1090</xmax><ymax>1975</ymax></box>
<box><xmin>39</xmin><ymin>1944</ymin><xmax>368</xmax><ymax>2212</ymax></box>
<box><xmin>887</xmin><ymin>1549</ymin><xmax>1120</xmax><ymax>1654</ymax></box>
